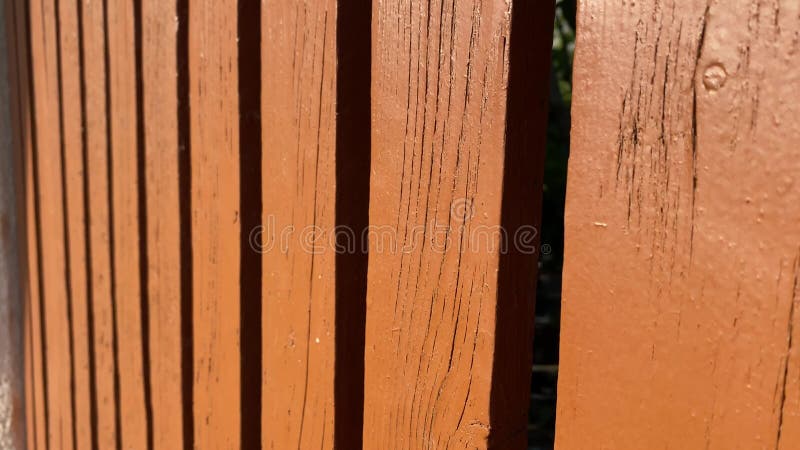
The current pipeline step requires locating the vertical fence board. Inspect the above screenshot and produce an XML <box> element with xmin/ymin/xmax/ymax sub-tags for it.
<box><xmin>106</xmin><ymin>0</ymin><xmax>149</xmax><ymax>448</ymax></box>
<box><xmin>364</xmin><ymin>0</ymin><xmax>552</xmax><ymax>447</ymax></box>
<box><xmin>5</xmin><ymin>0</ymin><xmax>40</xmax><ymax>448</ymax></box>
<box><xmin>11</xmin><ymin>1</ymin><xmax>46</xmax><ymax>447</ymax></box>
<box><xmin>556</xmin><ymin>1</ymin><xmax>800</xmax><ymax>449</ymax></box>
<box><xmin>81</xmin><ymin>0</ymin><xmax>119</xmax><ymax>446</ymax></box>
<box><xmin>23</xmin><ymin>121</ymin><xmax>44</xmax><ymax>450</ymax></box>
<box><xmin>13</xmin><ymin>0</ymin><xmax>555</xmax><ymax>447</ymax></box>
<box><xmin>55</xmin><ymin>0</ymin><xmax>92</xmax><ymax>446</ymax></box>
<box><xmin>189</xmin><ymin>0</ymin><xmax>240</xmax><ymax>447</ymax></box>
<box><xmin>142</xmin><ymin>0</ymin><xmax>185</xmax><ymax>448</ymax></box>
<box><xmin>261</xmin><ymin>1</ymin><xmax>336</xmax><ymax>447</ymax></box>
<box><xmin>28</xmin><ymin>0</ymin><xmax>75</xmax><ymax>447</ymax></box>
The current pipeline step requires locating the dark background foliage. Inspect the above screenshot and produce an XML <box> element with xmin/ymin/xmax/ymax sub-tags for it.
<box><xmin>528</xmin><ymin>1</ymin><xmax>575</xmax><ymax>448</ymax></box>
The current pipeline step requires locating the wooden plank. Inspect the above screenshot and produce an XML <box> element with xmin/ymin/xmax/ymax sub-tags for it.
<box><xmin>3</xmin><ymin>1</ymin><xmax>37</xmax><ymax>447</ymax></box>
<box><xmin>3</xmin><ymin>0</ymin><xmax>29</xmax><ymax>446</ymax></box>
<box><xmin>363</xmin><ymin>0</ymin><xmax>552</xmax><ymax>447</ymax></box>
<box><xmin>23</xmin><ymin>306</ymin><xmax>34</xmax><ymax>450</ymax></box>
<box><xmin>106</xmin><ymin>0</ymin><xmax>149</xmax><ymax>448</ymax></box>
<box><xmin>23</xmin><ymin>117</ymin><xmax>45</xmax><ymax>450</ymax></box>
<box><xmin>556</xmin><ymin>1</ymin><xmax>800</xmax><ymax>449</ymax></box>
<box><xmin>261</xmin><ymin>1</ymin><xmax>336</xmax><ymax>447</ymax></box>
<box><xmin>80</xmin><ymin>0</ymin><xmax>118</xmax><ymax>446</ymax></box>
<box><xmin>9</xmin><ymin>1</ymin><xmax>46</xmax><ymax>446</ymax></box>
<box><xmin>28</xmin><ymin>0</ymin><xmax>74</xmax><ymax>446</ymax></box>
<box><xmin>55</xmin><ymin>0</ymin><xmax>92</xmax><ymax>446</ymax></box>
<box><xmin>142</xmin><ymin>0</ymin><xmax>186</xmax><ymax>448</ymax></box>
<box><xmin>189</xmin><ymin>0</ymin><xmax>240</xmax><ymax>446</ymax></box>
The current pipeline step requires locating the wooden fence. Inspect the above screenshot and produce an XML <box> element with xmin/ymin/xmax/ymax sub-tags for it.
<box><xmin>6</xmin><ymin>0</ymin><xmax>554</xmax><ymax>448</ymax></box>
<box><xmin>4</xmin><ymin>0</ymin><xmax>799</xmax><ymax>449</ymax></box>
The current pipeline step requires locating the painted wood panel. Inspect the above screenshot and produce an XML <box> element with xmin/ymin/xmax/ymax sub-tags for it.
<box><xmin>107</xmin><ymin>0</ymin><xmax>149</xmax><ymax>447</ymax></box>
<box><xmin>557</xmin><ymin>1</ymin><xmax>800</xmax><ymax>448</ymax></box>
<box><xmin>13</xmin><ymin>0</ymin><xmax>48</xmax><ymax>440</ymax></box>
<box><xmin>261</xmin><ymin>1</ymin><xmax>336</xmax><ymax>447</ymax></box>
<box><xmin>80</xmin><ymin>0</ymin><xmax>119</xmax><ymax>445</ymax></box>
<box><xmin>28</xmin><ymin>0</ymin><xmax>75</xmax><ymax>447</ymax></box>
<box><xmin>142</xmin><ymin>0</ymin><xmax>187</xmax><ymax>448</ymax></box>
<box><xmin>188</xmin><ymin>0</ymin><xmax>241</xmax><ymax>447</ymax></box>
<box><xmin>55</xmin><ymin>0</ymin><xmax>92</xmax><ymax>446</ymax></box>
<box><xmin>12</xmin><ymin>1</ymin><xmax>555</xmax><ymax>448</ymax></box>
<box><xmin>363</xmin><ymin>0</ymin><xmax>553</xmax><ymax>447</ymax></box>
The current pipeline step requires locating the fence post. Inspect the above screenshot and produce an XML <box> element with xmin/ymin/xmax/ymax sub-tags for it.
<box><xmin>557</xmin><ymin>1</ymin><xmax>800</xmax><ymax>448</ymax></box>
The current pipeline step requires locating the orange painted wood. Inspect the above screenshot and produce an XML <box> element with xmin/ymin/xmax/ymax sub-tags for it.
<box><xmin>80</xmin><ymin>0</ymin><xmax>119</xmax><ymax>446</ymax></box>
<box><xmin>4</xmin><ymin>0</ymin><xmax>46</xmax><ymax>448</ymax></box>
<box><xmin>364</xmin><ymin>0</ymin><xmax>552</xmax><ymax>447</ymax></box>
<box><xmin>142</xmin><ymin>0</ymin><xmax>186</xmax><ymax>448</ymax></box>
<box><xmin>261</xmin><ymin>1</ymin><xmax>337</xmax><ymax>447</ymax></box>
<box><xmin>106</xmin><ymin>0</ymin><xmax>149</xmax><ymax>448</ymax></box>
<box><xmin>5</xmin><ymin>0</ymin><xmax>39</xmax><ymax>447</ymax></box>
<box><xmin>189</xmin><ymin>0</ymin><xmax>241</xmax><ymax>446</ymax></box>
<box><xmin>28</xmin><ymin>0</ymin><xmax>75</xmax><ymax>446</ymax></box>
<box><xmin>55</xmin><ymin>0</ymin><xmax>92</xmax><ymax>446</ymax></box>
<box><xmin>24</xmin><ymin>130</ymin><xmax>45</xmax><ymax>450</ymax></box>
<box><xmin>23</xmin><ymin>307</ymin><xmax>35</xmax><ymax>450</ymax></box>
<box><xmin>556</xmin><ymin>1</ymin><xmax>800</xmax><ymax>449</ymax></box>
<box><xmin>14</xmin><ymin>0</ymin><xmax>555</xmax><ymax>447</ymax></box>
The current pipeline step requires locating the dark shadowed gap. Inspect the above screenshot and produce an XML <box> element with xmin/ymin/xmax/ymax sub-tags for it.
<box><xmin>133</xmin><ymin>0</ymin><xmax>155</xmax><ymax>448</ymax></box>
<box><xmin>100</xmin><ymin>1</ymin><xmax>123</xmax><ymax>447</ymax></box>
<box><xmin>176</xmin><ymin>0</ymin><xmax>193</xmax><ymax>448</ymax></box>
<box><xmin>237</xmin><ymin>0</ymin><xmax>262</xmax><ymax>447</ymax></box>
<box><xmin>490</xmin><ymin>0</ymin><xmax>555</xmax><ymax>448</ymax></box>
<box><xmin>52</xmin><ymin>0</ymin><xmax>79</xmax><ymax>447</ymax></box>
<box><xmin>75</xmin><ymin>0</ymin><xmax>99</xmax><ymax>447</ymax></box>
<box><xmin>6</xmin><ymin>0</ymin><xmax>33</xmax><ymax>445</ymax></box>
<box><xmin>334</xmin><ymin>1</ymin><xmax>371</xmax><ymax>448</ymax></box>
<box><xmin>23</xmin><ymin>0</ymin><xmax>51</xmax><ymax>447</ymax></box>
<box><xmin>528</xmin><ymin>3</ymin><xmax>574</xmax><ymax>447</ymax></box>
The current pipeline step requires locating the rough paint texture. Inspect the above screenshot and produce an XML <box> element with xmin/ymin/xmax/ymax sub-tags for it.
<box><xmin>557</xmin><ymin>0</ymin><xmax>800</xmax><ymax>448</ymax></box>
<box><xmin>261</xmin><ymin>1</ymin><xmax>337</xmax><ymax>448</ymax></box>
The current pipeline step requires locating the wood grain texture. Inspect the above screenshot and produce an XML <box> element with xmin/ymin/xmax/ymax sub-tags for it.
<box><xmin>261</xmin><ymin>1</ymin><xmax>336</xmax><ymax>447</ymax></box>
<box><xmin>4</xmin><ymin>0</ymin><xmax>40</xmax><ymax>448</ymax></box>
<box><xmin>11</xmin><ymin>2</ymin><xmax>47</xmax><ymax>447</ymax></box>
<box><xmin>55</xmin><ymin>0</ymin><xmax>92</xmax><ymax>446</ymax></box>
<box><xmin>23</xmin><ymin>117</ymin><xmax>45</xmax><ymax>450</ymax></box>
<box><xmin>189</xmin><ymin>0</ymin><xmax>240</xmax><ymax>447</ymax></box>
<box><xmin>556</xmin><ymin>1</ymin><xmax>800</xmax><ymax>449</ymax></box>
<box><xmin>142</xmin><ymin>0</ymin><xmax>185</xmax><ymax>448</ymax></box>
<box><xmin>364</xmin><ymin>0</ymin><xmax>552</xmax><ymax>447</ymax></box>
<box><xmin>80</xmin><ymin>0</ymin><xmax>119</xmax><ymax>446</ymax></box>
<box><xmin>28</xmin><ymin>0</ymin><xmax>75</xmax><ymax>447</ymax></box>
<box><xmin>106</xmin><ymin>0</ymin><xmax>149</xmax><ymax>447</ymax></box>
